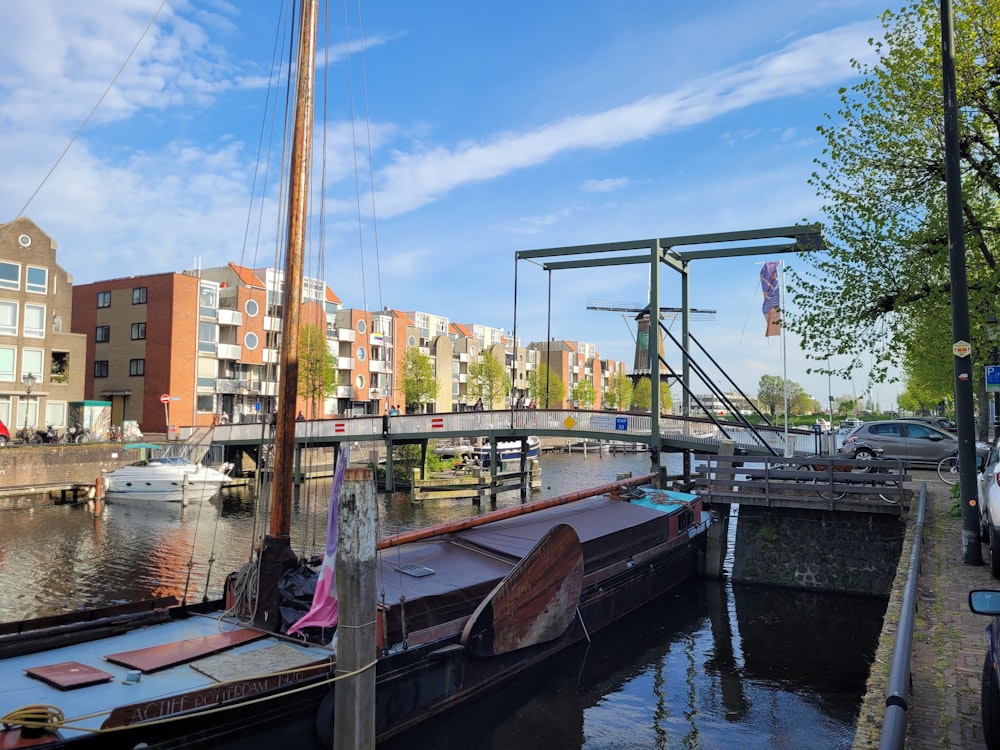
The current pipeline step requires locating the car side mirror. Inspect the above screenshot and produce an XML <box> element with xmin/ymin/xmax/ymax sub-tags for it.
<box><xmin>970</xmin><ymin>589</ymin><xmax>1000</xmax><ymax>615</ymax></box>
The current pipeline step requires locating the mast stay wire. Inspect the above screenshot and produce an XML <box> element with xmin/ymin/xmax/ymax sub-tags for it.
<box><xmin>0</xmin><ymin>0</ymin><xmax>171</xmax><ymax>248</ymax></box>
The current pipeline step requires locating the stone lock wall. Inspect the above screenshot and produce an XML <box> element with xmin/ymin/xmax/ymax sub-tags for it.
<box><xmin>731</xmin><ymin>506</ymin><xmax>905</xmax><ymax>596</ymax></box>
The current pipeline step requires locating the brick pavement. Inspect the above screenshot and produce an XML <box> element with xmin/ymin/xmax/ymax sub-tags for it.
<box><xmin>853</xmin><ymin>470</ymin><xmax>994</xmax><ymax>749</ymax></box>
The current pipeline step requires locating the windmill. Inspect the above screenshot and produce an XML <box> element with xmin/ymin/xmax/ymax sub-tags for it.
<box><xmin>585</xmin><ymin>301</ymin><xmax>716</xmax><ymax>379</ymax></box>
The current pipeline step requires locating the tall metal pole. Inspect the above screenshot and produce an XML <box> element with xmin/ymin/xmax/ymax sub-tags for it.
<box><xmin>940</xmin><ymin>0</ymin><xmax>981</xmax><ymax>565</ymax></box>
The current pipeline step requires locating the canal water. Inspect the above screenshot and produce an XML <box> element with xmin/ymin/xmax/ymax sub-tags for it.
<box><xmin>0</xmin><ymin>450</ymin><xmax>883</xmax><ymax>748</ymax></box>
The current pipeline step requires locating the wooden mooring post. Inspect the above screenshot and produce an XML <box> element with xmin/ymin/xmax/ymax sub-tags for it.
<box><xmin>334</xmin><ymin>465</ymin><xmax>377</xmax><ymax>750</ymax></box>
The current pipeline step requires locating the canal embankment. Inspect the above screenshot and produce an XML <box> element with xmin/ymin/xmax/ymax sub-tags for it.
<box><xmin>853</xmin><ymin>470</ymin><xmax>991</xmax><ymax>749</ymax></box>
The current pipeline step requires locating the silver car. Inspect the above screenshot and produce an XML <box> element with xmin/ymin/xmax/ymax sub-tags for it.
<box><xmin>839</xmin><ymin>419</ymin><xmax>983</xmax><ymax>466</ymax></box>
<box><xmin>978</xmin><ymin>439</ymin><xmax>1000</xmax><ymax>577</ymax></box>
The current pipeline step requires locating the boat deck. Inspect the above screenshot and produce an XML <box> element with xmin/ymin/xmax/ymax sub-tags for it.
<box><xmin>0</xmin><ymin>611</ymin><xmax>331</xmax><ymax>740</ymax></box>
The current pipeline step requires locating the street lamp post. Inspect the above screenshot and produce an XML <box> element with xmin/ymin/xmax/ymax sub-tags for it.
<box><xmin>987</xmin><ymin>316</ymin><xmax>1000</xmax><ymax>438</ymax></box>
<box><xmin>21</xmin><ymin>372</ymin><xmax>36</xmax><ymax>438</ymax></box>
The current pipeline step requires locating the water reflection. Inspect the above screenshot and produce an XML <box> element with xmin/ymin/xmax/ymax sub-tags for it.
<box><xmin>0</xmin><ymin>451</ymin><xmax>877</xmax><ymax>748</ymax></box>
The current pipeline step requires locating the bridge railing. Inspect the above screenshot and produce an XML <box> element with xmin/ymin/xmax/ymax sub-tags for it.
<box><xmin>211</xmin><ymin>409</ymin><xmax>813</xmax><ymax>456</ymax></box>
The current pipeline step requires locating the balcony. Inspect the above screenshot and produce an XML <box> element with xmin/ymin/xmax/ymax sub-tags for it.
<box><xmin>218</xmin><ymin>309</ymin><xmax>243</xmax><ymax>326</ymax></box>
<box><xmin>336</xmin><ymin>356</ymin><xmax>354</xmax><ymax>370</ymax></box>
<box><xmin>457</xmin><ymin>352</ymin><xmax>470</xmax><ymax>362</ymax></box>
<box><xmin>264</xmin><ymin>316</ymin><xmax>282</xmax><ymax>332</ymax></box>
<box><xmin>263</xmin><ymin>348</ymin><xmax>280</xmax><ymax>364</ymax></box>
<box><xmin>216</xmin><ymin>343</ymin><xmax>242</xmax><ymax>360</ymax></box>
<box><xmin>336</xmin><ymin>328</ymin><xmax>356</xmax><ymax>342</ymax></box>
<box><xmin>216</xmin><ymin>378</ymin><xmax>248</xmax><ymax>394</ymax></box>
<box><xmin>336</xmin><ymin>385</ymin><xmax>355</xmax><ymax>399</ymax></box>
<box><xmin>369</xmin><ymin>360</ymin><xmax>390</xmax><ymax>373</ymax></box>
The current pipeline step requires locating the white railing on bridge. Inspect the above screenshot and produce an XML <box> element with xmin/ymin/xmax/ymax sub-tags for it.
<box><xmin>212</xmin><ymin>409</ymin><xmax>810</xmax><ymax>455</ymax></box>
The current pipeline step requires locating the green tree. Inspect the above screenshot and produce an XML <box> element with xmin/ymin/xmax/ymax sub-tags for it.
<box><xmin>571</xmin><ymin>380</ymin><xmax>596</xmax><ymax>409</ymax></box>
<box><xmin>401</xmin><ymin>347</ymin><xmax>436</xmax><ymax>413</ymax></box>
<box><xmin>659</xmin><ymin>382</ymin><xmax>673</xmax><ymax>413</ymax></box>
<box><xmin>757</xmin><ymin>375</ymin><xmax>786</xmax><ymax>418</ymax></box>
<box><xmin>632</xmin><ymin>377</ymin><xmax>652</xmax><ymax>411</ymax></box>
<box><xmin>528</xmin><ymin>363</ymin><xmax>565</xmax><ymax>408</ymax></box>
<box><xmin>468</xmin><ymin>349</ymin><xmax>511</xmax><ymax>409</ymax></box>
<box><xmin>786</xmin><ymin>0</ymin><xmax>1000</xmax><ymax>436</ymax></box>
<box><xmin>298</xmin><ymin>323</ymin><xmax>335</xmax><ymax>418</ymax></box>
<box><xmin>605</xmin><ymin>371</ymin><xmax>633</xmax><ymax>410</ymax></box>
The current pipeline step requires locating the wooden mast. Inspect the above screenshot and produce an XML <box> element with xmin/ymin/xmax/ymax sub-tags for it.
<box><xmin>255</xmin><ymin>0</ymin><xmax>318</xmax><ymax>631</ymax></box>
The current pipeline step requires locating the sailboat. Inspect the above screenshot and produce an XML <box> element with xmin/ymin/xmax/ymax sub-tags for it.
<box><xmin>0</xmin><ymin>3</ymin><xmax>711</xmax><ymax>748</ymax></box>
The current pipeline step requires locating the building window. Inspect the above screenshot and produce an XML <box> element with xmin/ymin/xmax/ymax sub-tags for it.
<box><xmin>132</xmin><ymin>286</ymin><xmax>147</xmax><ymax>305</ymax></box>
<box><xmin>199</xmin><ymin>321</ymin><xmax>218</xmax><ymax>353</ymax></box>
<box><xmin>26</xmin><ymin>267</ymin><xmax>47</xmax><ymax>294</ymax></box>
<box><xmin>245</xmin><ymin>299</ymin><xmax>259</xmax><ymax>317</ymax></box>
<box><xmin>94</xmin><ymin>361</ymin><xmax>109</xmax><ymax>378</ymax></box>
<box><xmin>129</xmin><ymin>359</ymin><xmax>145</xmax><ymax>376</ymax></box>
<box><xmin>131</xmin><ymin>322</ymin><xmax>146</xmax><ymax>340</ymax></box>
<box><xmin>0</xmin><ymin>301</ymin><xmax>16</xmax><ymax>336</ymax></box>
<box><xmin>357</xmin><ymin>319</ymin><xmax>367</xmax><ymax>334</ymax></box>
<box><xmin>0</xmin><ymin>347</ymin><xmax>14</xmax><ymax>382</ymax></box>
<box><xmin>0</xmin><ymin>261</ymin><xmax>19</xmax><ymax>290</ymax></box>
<box><xmin>21</xmin><ymin>350</ymin><xmax>42</xmax><ymax>382</ymax></box>
<box><xmin>96</xmin><ymin>325</ymin><xmax>110</xmax><ymax>343</ymax></box>
<box><xmin>244</xmin><ymin>332</ymin><xmax>258</xmax><ymax>350</ymax></box>
<box><xmin>97</xmin><ymin>291</ymin><xmax>111</xmax><ymax>308</ymax></box>
<box><xmin>23</xmin><ymin>305</ymin><xmax>45</xmax><ymax>338</ymax></box>
<box><xmin>356</xmin><ymin>346</ymin><xmax>366</xmax><ymax>361</ymax></box>
<box><xmin>355</xmin><ymin>373</ymin><xmax>365</xmax><ymax>389</ymax></box>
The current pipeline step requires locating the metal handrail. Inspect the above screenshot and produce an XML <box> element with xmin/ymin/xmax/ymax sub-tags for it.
<box><xmin>878</xmin><ymin>481</ymin><xmax>927</xmax><ymax>749</ymax></box>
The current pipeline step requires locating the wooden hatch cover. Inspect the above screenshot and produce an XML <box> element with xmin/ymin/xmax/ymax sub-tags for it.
<box><xmin>460</xmin><ymin>523</ymin><xmax>584</xmax><ymax>657</ymax></box>
<box><xmin>24</xmin><ymin>661</ymin><xmax>114</xmax><ymax>690</ymax></box>
<box><xmin>105</xmin><ymin>628</ymin><xmax>265</xmax><ymax>673</ymax></box>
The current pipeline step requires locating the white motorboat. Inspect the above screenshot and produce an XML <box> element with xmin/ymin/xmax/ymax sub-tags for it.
<box><xmin>104</xmin><ymin>444</ymin><xmax>233</xmax><ymax>503</ymax></box>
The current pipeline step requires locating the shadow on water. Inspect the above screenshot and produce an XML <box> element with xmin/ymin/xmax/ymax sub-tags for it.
<box><xmin>380</xmin><ymin>579</ymin><xmax>880</xmax><ymax>750</ymax></box>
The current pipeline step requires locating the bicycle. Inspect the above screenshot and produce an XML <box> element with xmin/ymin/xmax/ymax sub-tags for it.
<box><xmin>937</xmin><ymin>454</ymin><xmax>959</xmax><ymax>485</ymax></box>
<box><xmin>795</xmin><ymin>455</ymin><xmax>902</xmax><ymax>503</ymax></box>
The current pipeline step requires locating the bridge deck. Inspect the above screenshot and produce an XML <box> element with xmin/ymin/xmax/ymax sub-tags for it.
<box><xmin>209</xmin><ymin>409</ymin><xmax>816</xmax><ymax>458</ymax></box>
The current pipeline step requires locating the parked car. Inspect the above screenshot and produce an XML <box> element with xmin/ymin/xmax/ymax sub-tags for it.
<box><xmin>0</xmin><ymin>419</ymin><xmax>8</xmax><ymax>447</ymax></box>
<box><xmin>838</xmin><ymin>419</ymin><xmax>989</xmax><ymax>467</ymax></box>
<box><xmin>977</xmin><ymin>437</ymin><xmax>1000</xmax><ymax>577</ymax></box>
<box><xmin>968</xmin><ymin>589</ymin><xmax>1000</xmax><ymax>748</ymax></box>
<box><xmin>899</xmin><ymin>415</ymin><xmax>957</xmax><ymax>433</ymax></box>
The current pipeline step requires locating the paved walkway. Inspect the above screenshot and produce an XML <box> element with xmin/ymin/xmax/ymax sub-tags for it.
<box><xmin>853</xmin><ymin>469</ymin><xmax>993</xmax><ymax>749</ymax></box>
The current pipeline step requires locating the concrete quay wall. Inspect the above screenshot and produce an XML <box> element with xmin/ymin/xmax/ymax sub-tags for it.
<box><xmin>0</xmin><ymin>444</ymin><xmax>134</xmax><ymax>509</ymax></box>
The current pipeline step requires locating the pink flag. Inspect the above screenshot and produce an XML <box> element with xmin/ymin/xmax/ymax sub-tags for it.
<box><xmin>760</xmin><ymin>261</ymin><xmax>781</xmax><ymax>337</ymax></box>
<box><xmin>288</xmin><ymin>455</ymin><xmax>346</xmax><ymax>637</ymax></box>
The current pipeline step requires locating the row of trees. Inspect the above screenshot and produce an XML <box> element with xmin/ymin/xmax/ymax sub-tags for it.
<box><xmin>295</xmin><ymin>328</ymin><xmax>675</xmax><ymax>415</ymax></box>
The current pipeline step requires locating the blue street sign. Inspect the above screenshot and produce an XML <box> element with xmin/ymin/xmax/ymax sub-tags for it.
<box><xmin>255</xmin><ymin>401</ymin><xmax>261</xmax><ymax>412</ymax></box>
<box><xmin>987</xmin><ymin>366</ymin><xmax>1000</xmax><ymax>393</ymax></box>
<box><xmin>615</xmin><ymin>417</ymin><xmax>628</xmax><ymax>431</ymax></box>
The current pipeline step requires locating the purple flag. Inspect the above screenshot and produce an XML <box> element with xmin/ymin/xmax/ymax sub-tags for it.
<box><xmin>760</xmin><ymin>261</ymin><xmax>781</xmax><ymax>337</ymax></box>
<box><xmin>288</xmin><ymin>454</ymin><xmax>346</xmax><ymax>636</ymax></box>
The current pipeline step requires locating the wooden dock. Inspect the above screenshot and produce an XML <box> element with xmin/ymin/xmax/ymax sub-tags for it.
<box><xmin>411</xmin><ymin>462</ymin><xmax>541</xmax><ymax>504</ymax></box>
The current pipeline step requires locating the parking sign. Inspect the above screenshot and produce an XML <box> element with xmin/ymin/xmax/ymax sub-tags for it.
<box><xmin>987</xmin><ymin>365</ymin><xmax>1000</xmax><ymax>393</ymax></box>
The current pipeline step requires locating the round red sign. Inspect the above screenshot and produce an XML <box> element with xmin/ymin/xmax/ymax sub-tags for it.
<box><xmin>160</xmin><ymin>394</ymin><xmax>170</xmax><ymax>403</ymax></box>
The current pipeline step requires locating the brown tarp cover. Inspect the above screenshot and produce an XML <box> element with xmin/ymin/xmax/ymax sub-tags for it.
<box><xmin>377</xmin><ymin>497</ymin><xmax>672</xmax><ymax>641</ymax></box>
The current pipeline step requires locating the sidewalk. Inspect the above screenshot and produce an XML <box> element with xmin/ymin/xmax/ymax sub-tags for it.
<box><xmin>853</xmin><ymin>469</ymin><xmax>993</xmax><ymax>749</ymax></box>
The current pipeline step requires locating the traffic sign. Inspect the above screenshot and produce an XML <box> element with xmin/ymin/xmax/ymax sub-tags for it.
<box><xmin>953</xmin><ymin>340</ymin><xmax>972</xmax><ymax>357</ymax></box>
<box><xmin>160</xmin><ymin>394</ymin><xmax>170</xmax><ymax>404</ymax></box>
<box><xmin>987</xmin><ymin>365</ymin><xmax>1000</xmax><ymax>393</ymax></box>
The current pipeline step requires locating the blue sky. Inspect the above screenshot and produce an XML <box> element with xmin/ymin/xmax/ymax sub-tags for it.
<box><xmin>0</xmin><ymin>0</ymin><xmax>900</xmax><ymax>409</ymax></box>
